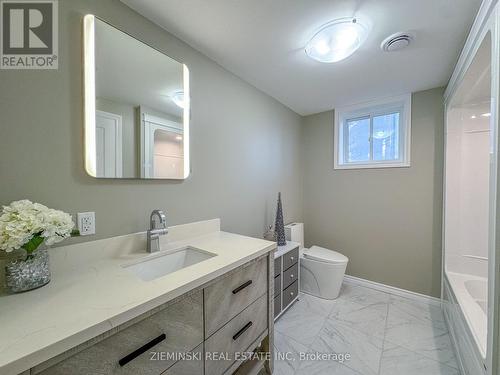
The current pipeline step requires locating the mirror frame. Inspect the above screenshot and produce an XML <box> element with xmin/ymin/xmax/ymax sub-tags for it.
<box><xmin>82</xmin><ymin>14</ymin><xmax>190</xmax><ymax>179</ymax></box>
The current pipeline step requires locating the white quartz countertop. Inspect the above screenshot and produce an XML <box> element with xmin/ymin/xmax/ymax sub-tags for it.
<box><xmin>0</xmin><ymin>219</ymin><xmax>276</xmax><ymax>375</ymax></box>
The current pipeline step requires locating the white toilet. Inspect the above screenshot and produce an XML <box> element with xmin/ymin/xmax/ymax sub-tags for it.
<box><xmin>300</xmin><ymin>246</ymin><xmax>348</xmax><ymax>299</ymax></box>
<box><xmin>285</xmin><ymin>223</ymin><xmax>349</xmax><ymax>300</ymax></box>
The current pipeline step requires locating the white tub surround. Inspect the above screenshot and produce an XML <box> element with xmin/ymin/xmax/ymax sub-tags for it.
<box><xmin>446</xmin><ymin>272</ymin><xmax>488</xmax><ymax>355</ymax></box>
<box><xmin>442</xmin><ymin>0</ymin><xmax>500</xmax><ymax>374</ymax></box>
<box><xmin>0</xmin><ymin>219</ymin><xmax>276</xmax><ymax>375</ymax></box>
<box><xmin>443</xmin><ymin>276</ymin><xmax>485</xmax><ymax>375</ymax></box>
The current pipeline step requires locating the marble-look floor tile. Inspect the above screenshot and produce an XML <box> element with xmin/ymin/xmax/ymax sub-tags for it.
<box><xmin>285</xmin><ymin>292</ymin><xmax>337</xmax><ymax>318</ymax></box>
<box><xmin>380</xmin><ymin>343</ymin><xmax>459</xmax><ymax>375</ymax></box>
<box><xmin>273</xmin><ymin>331</ymin><xmax>309</xmax><ymax>375</ymax></box>
<box><xmin>295</xmin><ymin>357</ymin><xmax>363</xmax><ymax>375</ymax></box>
<box><xmin>385</xmin><ymin>313</ymin><xmax>456</xmax><ymax>367</ymax></box>
<box><xmin>272</xmin><ymin>283</ymin><xmax>458</xmax><ymax>375</ymax></box>
<box><xmin>310</xmin><ymin>320</ymin><xmax>384</xmax><ymax>375</ymax></box>
<box><xmin>338</xmin><ymin>283</ymin><xmax>391</xmax><ymax>307</ymax></box>
<box><xmin>329</xmin><ymin>298</ymin><xmax>388</xmax><ymax>339</ymax></box>
<box><xmin>388</xmin><ymin>294</ymin><xmax>446</xmax><ymax>331</ymax></box>
<box><xmin>275</xmin><ymin>308</ymin><xmax>326</xmax><ymax>347</ymax></box>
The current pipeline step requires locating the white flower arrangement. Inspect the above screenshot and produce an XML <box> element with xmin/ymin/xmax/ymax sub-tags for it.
<box><xmin>0</xmin><ymin>200</ymin><xmax>77</xmax><ymax>256</ymax></box>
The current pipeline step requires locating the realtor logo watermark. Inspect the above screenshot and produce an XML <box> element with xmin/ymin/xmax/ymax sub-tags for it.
<box><xmin>0</xmin><ymin>0</ymin><xmax>58</xmax><ymax>69</ymax></box>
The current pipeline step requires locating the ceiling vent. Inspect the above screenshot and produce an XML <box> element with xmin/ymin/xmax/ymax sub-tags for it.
<box><xmin>381</xmin><ymin>32</ymin><xmax>413</xmax><ymax>52</ymax></box>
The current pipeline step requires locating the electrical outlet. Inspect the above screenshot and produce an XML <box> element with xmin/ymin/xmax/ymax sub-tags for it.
<box><xmin>77</xmin><ymin>212</ymin><xmax>95</xmax><ymax>236</ymax></box>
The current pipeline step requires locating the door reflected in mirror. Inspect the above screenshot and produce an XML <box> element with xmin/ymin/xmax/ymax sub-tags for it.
<box><xmin>83</xmin><ymin>15</ymin><xmax>190</xmax><ymax>179</ymax></box>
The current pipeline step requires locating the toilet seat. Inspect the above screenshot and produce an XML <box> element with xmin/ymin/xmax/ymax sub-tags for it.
<box><xmin>302</xmin><ymin>245</ymin><xmax>348</xmax><ymax>264</ymax></box>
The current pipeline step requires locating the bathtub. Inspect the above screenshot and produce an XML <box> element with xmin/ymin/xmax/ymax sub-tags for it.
<box><xmin>446</xmin><ymin>271</ymin><xmax>488</xmax><ymax>358</ymax></box>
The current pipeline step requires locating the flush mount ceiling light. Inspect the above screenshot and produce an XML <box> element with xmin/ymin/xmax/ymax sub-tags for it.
<box><xmin>305</xmin><ymin>17</ymin><xmax>367</xmax><ymax>63</ymax></box>
<box><xmin>171</xmin><ymin>91</ymin><xmax>186</xmax><ymax>108</ymax></box>
<box><xmin>373</xmin><ymin>129</ymin><xmax>394</xmax><ymax>139</ymax></box>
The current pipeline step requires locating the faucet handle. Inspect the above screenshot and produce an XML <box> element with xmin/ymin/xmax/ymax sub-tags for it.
<box><xmin>150</xmin><ymin>210</ymin><xmax>167</xmax><ymax>230</ymax></box>
<box><xmin>147</xmin><ymin>210</ymin><xmax>168</xmax><ymax>253</ymax></box>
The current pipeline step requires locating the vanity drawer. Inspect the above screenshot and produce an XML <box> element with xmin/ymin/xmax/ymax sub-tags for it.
<box><xmin>274</xmin><ymin>274</ymin><xmax>281</xmax><ymax>296</ymax></box>
<box><xmin>282</xmin><ymin>262</ymin><xmax>298</xmax><ymax>290</ymax></box>
<box><xmin>37</xmin><ymin>292</ymin><xmax>203</xmax><ymax>375</ymax></box>
<box><xmin>274</xmin><ymin>294</ymin><xmax>281</xmax><ymax>319</ymax></box>
<box><xmin>204</xmin><ymin>256</ymin><xmax>267</xmax><ymax>337</ymax></box>
<box><xmin>161</xmin><ymin>344</ymin><xmax>203</xmax><ymax>375</ymax></box>
<box><xmin>274</xmin><ymin>256</ymin><xmax>281</xmax><ymax>277</ymax></box>
<box><xmin>283</xmin><ymin>280</ymin><xmax>298</xmax><ymax>309</ymax></box>
<box><xmin>205</xmin><ymin>294</ymin><xmax>268</xmax><ymax>375</ymax></box>
<box><xmin>282</xmin><ymin>247</ymin><xmax>299</xmax><ymax>271</ymax></box>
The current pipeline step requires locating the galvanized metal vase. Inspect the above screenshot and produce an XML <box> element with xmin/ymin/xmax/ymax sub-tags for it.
<box><xmin>5</xmin><ymin>247</ymin><xmax>51</xmax><ymax>293</ymax></box>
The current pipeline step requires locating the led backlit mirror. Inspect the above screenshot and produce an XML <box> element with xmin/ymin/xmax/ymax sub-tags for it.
<box><xmin>83</xmin><ymin>15</ymin><xmax>190</xmax><ymax>179</ymax></box>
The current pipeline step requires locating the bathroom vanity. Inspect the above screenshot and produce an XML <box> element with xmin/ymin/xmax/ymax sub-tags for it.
<box><xmin>0</xmin><ymin>219</ymin><xmax>276</xmax><ymax>375</ymax></box>
<box><xmin>273</xmin><ymin>242</ymin><xmax>300</xmax><ymax>319</ymax></box>
<box><xmin>0</xmin><ymin>16</ymin><xmax>281</xmax><ymax>375</ymax></box>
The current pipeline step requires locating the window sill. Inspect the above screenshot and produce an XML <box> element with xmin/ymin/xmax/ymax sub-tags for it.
<box><xmin>334</xmin><ymin>162</ymin><xmax>411</xmax><ymax>170</ymax></box>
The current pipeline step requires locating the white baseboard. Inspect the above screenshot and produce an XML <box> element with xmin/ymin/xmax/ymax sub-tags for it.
<box><xmin>343</xmin><ymin>275</ymin><xmax>441</xmax><ymax>307</ymax></box>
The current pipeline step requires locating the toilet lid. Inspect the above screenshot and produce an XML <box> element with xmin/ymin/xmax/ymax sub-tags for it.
<box><xmin>303</xmin><ymin>246</ymin><xmax>349</xmax><ymax>264</ymax></box>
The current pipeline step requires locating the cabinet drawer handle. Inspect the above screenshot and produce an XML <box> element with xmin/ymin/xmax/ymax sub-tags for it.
<box><xmin>233</xmin><ymin>321</ymin><xmax>253</xmax><ymax>340</ymax></box>
<box><xmin>232</xmin><ymin>280</ymin><xmax>252</xmax><ymax>294</ymax></box>
<box><xmin>118</xmin><ymin>333</ymin><xmax>166</xmax><ymax>367</ymax></box>
<box><xmin>290</xmin><ymin>256</ymin><xmax>294</xmax><ymax>261</ymax></box>
<box><xmin>290</xmin><ymin>274</ymin><xmax>294</xmax><ymax>279</ymax></box>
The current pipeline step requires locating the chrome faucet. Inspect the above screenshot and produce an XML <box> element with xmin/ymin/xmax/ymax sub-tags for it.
<box><xmin>147</xmin><ymin>210</ymin><xmax>168</xmax><ymax>253</ymax></box>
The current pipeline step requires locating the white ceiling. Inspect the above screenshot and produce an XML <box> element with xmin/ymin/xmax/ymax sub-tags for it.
<box><xmin>122</xmin><ymin>0</ymin><xmax>481</xmax><ymax>115</ymax></box>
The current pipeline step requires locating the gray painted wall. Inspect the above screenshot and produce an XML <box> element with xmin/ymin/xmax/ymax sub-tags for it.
<box><xmin>0</xmin><ymin>0</ymin><xmax>303</xmax><ymax>243</ymax></box>
<box><xmin>301</xmin><ymin>88</ymin><xmax>444</xmax><ymax>297</ymax></box>
<box><xmin>0</xmin><ymin>0</ymin><xmax>446</xmax><ymax>297</ymax></box>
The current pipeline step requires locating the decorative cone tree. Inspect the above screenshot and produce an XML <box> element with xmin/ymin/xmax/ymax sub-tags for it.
<box><xmin>274</xmin><ymin>192</ymin><xmax>287</xmax><ymax>246</ymax></box>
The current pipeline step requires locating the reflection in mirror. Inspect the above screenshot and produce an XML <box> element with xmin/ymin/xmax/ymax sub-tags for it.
<box><xmin>83</xmin><ymin>15</ymin><xmax>190</xmax><ymax>179</ymax></box>
<box><xmin>142</xmin><ymin>113</ymin><xmax>184</xmax><ymax>179</ymax></box>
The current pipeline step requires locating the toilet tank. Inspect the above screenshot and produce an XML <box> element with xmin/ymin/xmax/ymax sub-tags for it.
<box><xmin>285</xmin><ymin>223</ymin><xmax>304</xmax><ymax>248</ymax></box>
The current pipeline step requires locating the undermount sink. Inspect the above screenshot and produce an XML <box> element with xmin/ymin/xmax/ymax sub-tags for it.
<box><xmin>123</xmin><ymin>247</ymin><xmax>216</xmax><ymax>281</ymax></box>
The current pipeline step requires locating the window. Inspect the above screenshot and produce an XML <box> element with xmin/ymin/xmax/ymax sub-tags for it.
<box><xmin>334</xmin><ymin>94</ymin><xmax>411</xmax><ymax>169</ymax></box>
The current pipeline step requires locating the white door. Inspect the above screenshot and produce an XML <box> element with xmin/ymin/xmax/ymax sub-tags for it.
<box><xmin>95</xmin><ymin>110</ymin><xmax>123</xmax><ymax>178</ymax></box>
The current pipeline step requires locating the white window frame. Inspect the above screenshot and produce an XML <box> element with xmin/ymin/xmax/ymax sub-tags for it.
<box><xmin>334</xmin><ymin>94</ymin><xmax>412</xmax><ymax>169</ymax></box>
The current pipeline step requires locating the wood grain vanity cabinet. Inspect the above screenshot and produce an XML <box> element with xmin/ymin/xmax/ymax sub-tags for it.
<box><xmin>204</xmin><ymin>256</ymin><xmax>268</xmax><ymax>337</ymax></box>
<box><xmin>274</xmin><ymin>243</ymin><xmax>300</xmax><ymax>320</ymax></box>
<box><xmin>205</xmin><ymin>294</ymin><xmax>268</xmax><ymax>375</ymax></box>
<box><xmin>161</xmin><ymin>344</ymin><xmax>203</xmax><ymax>375</ymax></box>
<box><xmin>34</xmin><ymin>292</ymin><xmax>204</xmax><ymax>375</ymax></box>
<box><xmin>32</xmin><ymin>254</ymin><xmax>274</xmax><ymax>375</ymax></box>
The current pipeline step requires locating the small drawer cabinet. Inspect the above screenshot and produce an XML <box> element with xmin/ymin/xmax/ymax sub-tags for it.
<box><xmin>273</xmin><ymin>242</ymin><xmax>300</xmax><ymax>319</ymax></box>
